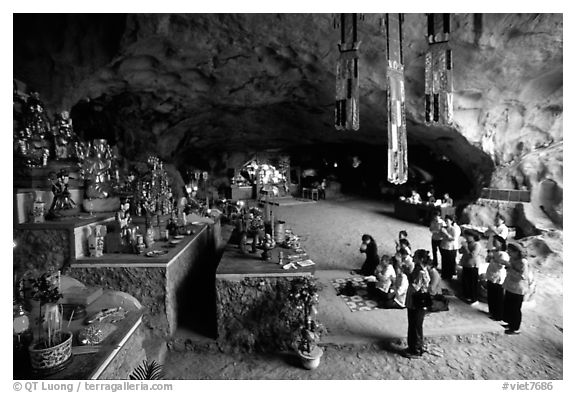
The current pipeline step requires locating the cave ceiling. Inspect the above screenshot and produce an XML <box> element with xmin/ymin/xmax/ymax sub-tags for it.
<box><xmin>13</xmin><ymin>13</ymin><xmax>563</xmax><ymax>193</ymax></box>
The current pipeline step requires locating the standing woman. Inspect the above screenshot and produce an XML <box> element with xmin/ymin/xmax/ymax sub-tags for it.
<box><xmin>358</xmin><ymin>234</ymin><xmax>379</xmax><ymax>276</ymax></box>
<box><xmin>429</xmin><ymin>209</ymin><xmax>445</xmax><ymax>266</ymax></box>
<box><xmin>404</xmin><ymin>249</ymin><xmax>431</xmax><ymax>358</ymax></box>
<box><xmin>502</xmin><ymin>242</ymin><xmax>530</xmax><ymax>334</ymax></box>
<box><xmin>485</xmin><ymin>235</ymin><xmax>509</xmax><ymax>321</ymax></box>
<box><xmin>439</xmin><ymin>215</ymin><xmax>461</xmax><ymax>280</ymax></box>
<box><xmin>459</xmin><ymin>230</ymin><xmax>483</xmax><ymax>304</ymax></box>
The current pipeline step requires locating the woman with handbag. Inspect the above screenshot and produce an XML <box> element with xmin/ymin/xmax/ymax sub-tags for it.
<box><xmin>404</xmin><ymin>249</ymin><xmax>431</xmax><ymax>358</ymax></box>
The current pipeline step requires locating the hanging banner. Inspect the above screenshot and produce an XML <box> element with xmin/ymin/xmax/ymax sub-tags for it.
<box><xmin>425</xmin><ymin>13</ymin><xmax>453</xmax><ymax>125</ymax></box>
<box><xmin>335</xmin><ymin>13</ymin><xmax>361</xmax><ymax>131</ymax></box>
<box><xmin>384</xmin><ymin>14</ymin><xmax>408</xmax><ymax>184</ymax></box>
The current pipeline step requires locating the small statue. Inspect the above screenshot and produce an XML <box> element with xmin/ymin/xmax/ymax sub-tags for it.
<box><xmin>52</xmin><ymin>111</ymin><xmax>78</xmax><ymax>161</ymax></box>
<box><xmin>48</xmin><ymin>169</ymin><xmax>77</xmax><ymax>217</ymax></box>
<box><xmin>261</xmin><ymin>233</ymin><xmax>276</xmax><ymax>261</ymax></box>
<box><xmin>115</xmin><ymin>199</ymin><xmax>132</xmax><ymax>244</ymax></box>
<box><xmin>240</xmin><ymin>211</ymin><xmax>265</xmax><ymax>254</ymax></box>
<box><xmin>82</xmin><ymin>139</ymin><xmax>115</xmax><ymax>199</ymax></box>
<box><xmin>15</xmin><ymin>92</ymin><xmax>52</xmax><ymax>167</ymax></box>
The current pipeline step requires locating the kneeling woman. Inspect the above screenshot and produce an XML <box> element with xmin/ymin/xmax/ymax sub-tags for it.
<box><xmin>368</xmin><ymin>255</ymin><xmax>396</xmax><ymax>302</ymax></box>
<box><xmin>404</xmin><ymin>249</ymin><xmax>431</xmax><ymax>358</ymax></box>
<box><xmin>358</xmin><ymin>234</ymin><xmax>379</xmax><ymax>276</ymax></box>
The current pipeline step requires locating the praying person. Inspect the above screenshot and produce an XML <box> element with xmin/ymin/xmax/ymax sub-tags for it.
<box><xmin>459</xmin><ymin>230</ymin><xmax>483</xmax><ymax>304</ymax></box>
<box><xmin>502</xmin><ymin>242</ymin><xmax>530</xmax><ymax>335</ymax></box>
<box><xmin>429</xmin><ymin>209</ymin><xmax>445</xmax><ymax>266</ymax></box>
<box><xmin>442</xmin><ymin>193</ymin><xmax>453</xmax><ymax>207</ymax></box>
<box><xmin>439</xmin><ymin>215</ymin><xmax>461</xmax><ymax>280</ymax></box>
<box><xmin>485</xmin><ymin>213</ymin><xmax>509</xmax><ymax>245</ymax></box>
<box><xmin>404</xmin><ymin>249</ymin><xmax>431</xmax><ymax>358</ymax></box>
<box><xmin>380</xmin><ymin>258</ymin><xmax>409</xmax><ymax>309</ymax></box>
<box><xmin>355</xmin><ymin>234</ymin><xmax>379</xmax><ymax>276</ymax></box>
<box><xmin>485</xmin><ymin>235</ymin><xmax>509</xmax><ymax>322</ymax></box>
<box><xmin>368</xmin><ymin>255</ymin><xmax>397</xmax><ymax>304</ymax></box>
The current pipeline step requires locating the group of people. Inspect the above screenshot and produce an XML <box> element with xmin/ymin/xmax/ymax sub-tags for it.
<box><xmin>402</xmin><ymin>189</ymin><xmax>453</xmax><ymax>207</ymax></box>
<box><xmin>354</xmin><ymin>211</ymin><xmax>531</xmax><ymax>359</ymax></box>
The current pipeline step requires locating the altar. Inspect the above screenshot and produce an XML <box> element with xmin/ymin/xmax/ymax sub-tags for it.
<box><xmin>14</xmin><ymin>279</ymin><xmax>146</xmax><ymax>380</ymax></box>
<box><xmin>215</xmin><ymin>225</ymin><xmax>315</xmax><ymax>352</ymax></box>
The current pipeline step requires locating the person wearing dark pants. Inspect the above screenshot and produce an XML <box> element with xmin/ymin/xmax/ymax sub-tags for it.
<box><xmin>459</xmin><ymin>231</ymin><xmax>483</xmax><ymax>303</ymax></box>
<box><xmin>439</xmin><ymin>215</ymin><xmax>460</xmax><ymax>280</ymax></box>
<box><xmin>503</xmin><ymin>291</ymin><xmax>524</xmax><ymax>332</ymax></box>
<box><xmin>440</xmin><ymin>248</ymin><xmax>457</xmax><ymax>279</ymax></box>
<box><xmin>403</xmin><ymin>249</ymin><xmax>431</xmax><ymax>358</ymax></box>
<box><xmin>357</xmin><ymin>234</ymin><xmax>379</xmax><ymax>276</ymax></box>
<box><xmin>461</xmin><ymin>267</ymin><xmax>479</xmax><ymax>302</ymax></box>
<box><xmin>407</xmin><ymin>308</ymin><xmax>426</xmax><ymax>354</ymax></box>
<box><xmin>429</xmin><ymin>209</ymin><xmax>445</xmax><ymax>267</ymax></box>
<box><xmin>485</xmin><ymin>235</ymin><xmax>509</xmax><ymax>321</ymax></box>
<box><xmin>487</xmin><ymin>281</ymin><xmax>505</xmax><ymax>320</ymax></box>
<box><xmin>502</xmin><ymin>242</ymin><xmax>530</xmax><ymax>334</ymax></box>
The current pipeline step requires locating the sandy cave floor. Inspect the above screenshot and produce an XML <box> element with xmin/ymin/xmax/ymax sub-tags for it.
<box><xmin>163</xmin><ymin>197</ymin><xmax>563</xmax><ymax>380</ymax></box>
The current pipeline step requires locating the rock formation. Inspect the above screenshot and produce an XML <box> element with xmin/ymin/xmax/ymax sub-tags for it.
<box><xmin>13</xmin><ymin>13</ymin><xmax>563</xmax><ymax>214</ymax></box>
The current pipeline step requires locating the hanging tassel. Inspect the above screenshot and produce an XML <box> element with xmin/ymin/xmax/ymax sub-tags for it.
<box><xmin>425</xmin><ymin>13</ymin><xmax>453</xmax><ymax>125</ymax></box>
<box><xmin>335</xmin><ymin>13</ymin><xmax>361</xmax><ymax>131</ymax></box>
<box><xmin>385</xmin><ymin>14</ymin><xmax>408</xmax><ymax>184</ymax></box>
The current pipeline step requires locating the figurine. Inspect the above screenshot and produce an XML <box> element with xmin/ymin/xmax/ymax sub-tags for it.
<box><xmin>82</xmin><ymin>139</ymin><xmax>114</xmax><ymax>199</ymax></box>
<box><xmin>14</xmin><ymin>92</ymin><xmax>52</xmax><ymax>167</ymax></box>
<box><xmin>240</xmin><ymin>211</ymin><xmax>265</xmax><ymax>254</ymax></box>
<box><xmin>261</xmin><ymin>233</ymin><xmax>276</xmax><ymax>261</ymax></box>
<box><xmin>48</xmin><ymin>169</ymin><xmax>77</xmax><ymax>217</ymax></box>
<box><xmin>52</xmin><ymin>111</ymin><xmax>79</xmax><ymax>161</ymax></box>
<box><xmin>115</xmin><ymin>199</ymin><xmax>132</xmax><ymax>243</ymax></box>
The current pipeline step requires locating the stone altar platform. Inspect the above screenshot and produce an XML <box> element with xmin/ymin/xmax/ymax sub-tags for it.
<box><xmin>214</xmin><ymin>225</ymin><xmax>315</xmax><ymax>352</ymax></box>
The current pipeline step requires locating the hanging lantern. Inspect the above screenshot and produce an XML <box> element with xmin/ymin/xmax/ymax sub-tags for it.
<box><xmin>425</xmin><ymin>13</ymin><xmax>453</xmax><ymax>125</ymax></box>
<box><xmin>334</xmin><ymin>13</ymin><xmax>362</xmax><ymax>131</ymax></box>
<box><xmin>384</xmin><ymin>14</ymin><xmax>408</xmax><ymax>185</ymax></box>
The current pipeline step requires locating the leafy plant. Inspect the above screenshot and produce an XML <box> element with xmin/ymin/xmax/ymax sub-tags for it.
<box><xmin>129</xmin><ymin>360</ymin><xmax>165</xmax><ymax>380</ymax></box>
<box><xmin>287</xmin><ymin>277</ymin><xmax>325</xmax><ymax>355</ymax></box>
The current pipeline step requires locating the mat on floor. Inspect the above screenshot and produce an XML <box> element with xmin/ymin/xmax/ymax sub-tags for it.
<box><xmin>331</xmin><ymin>277</ymin><xmax>379</xmax><ymax>312</ymax></box>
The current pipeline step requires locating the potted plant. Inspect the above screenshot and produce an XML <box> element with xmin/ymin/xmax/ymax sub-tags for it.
<box><xmin>288</xmin><ymin>277</ymin><xmax>326</xmax><ymax>370</ymax></box>
<box><xmin>28</xmin><ymin>273</ymin><xmax>73</xmax><ymax>375</ymax></box>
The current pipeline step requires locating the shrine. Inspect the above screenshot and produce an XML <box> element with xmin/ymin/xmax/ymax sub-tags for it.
<box><xmin>11</xmin><ymin>11</ymin><xmax>563</xmax><ymax>382</ymax></box>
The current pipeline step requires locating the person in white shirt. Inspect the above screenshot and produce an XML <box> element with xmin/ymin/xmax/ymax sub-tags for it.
<box><xmin>439</xmin><ymin>215</ymin><xmax>461</xmax><ymax>280</ymax></box>
<box><xmin>404</xmin><ymin>249</ymin><xmax>431</xmax><ymax>358</ymax></box>
<box><xmin>429</xmin><ymin>209</ymin><xmax>445</xmax><ymax>266</ymax></box>
<box><xmin>485</xmin><ymin>213</ymin><xmax>509</xmax><ymax>245</ymax></box>
<box><xmin>368</xmin><ymin>256</ymin><xmax>397</xmax><ymax>304</ymax></box>
<box><xmin>485</xmin><ymin>235</ymin><xmax>510</xmax><ymax>322</ymax></box>
<box><xmin>407</xmin><ymin>189</ymin><xmax>422</xmax><ymax>204</ymax></box>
